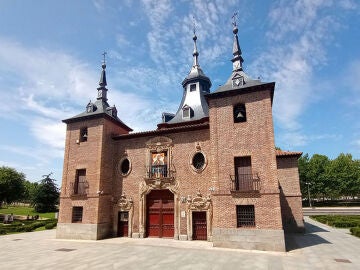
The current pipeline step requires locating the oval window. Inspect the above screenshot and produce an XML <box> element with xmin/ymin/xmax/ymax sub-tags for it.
<box><xmin>192</xmin><ymin>152</ymin><xmax>206</xmax><ymax>171</ymax></box>
<box><xmin>119</xmin><ymin>157</ymin><xmax>131</xmax><ymax>176</ymax></box>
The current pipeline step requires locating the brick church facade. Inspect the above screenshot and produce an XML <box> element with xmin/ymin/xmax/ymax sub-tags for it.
<box><xmin>57</xmin><ymin>24</ymin><xmax>304</xmax><ymax>252</ymax></box>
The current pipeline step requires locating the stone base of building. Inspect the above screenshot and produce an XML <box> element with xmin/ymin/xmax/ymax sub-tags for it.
<box><xmin>212</xmin><ymin>228</ymin><xmax>286</xmax><ymax>252</ymax></box>
<box><xmin>56</xmin><ymin>223</ymin><xmax>111</xmax><ymax>240</ymax></box>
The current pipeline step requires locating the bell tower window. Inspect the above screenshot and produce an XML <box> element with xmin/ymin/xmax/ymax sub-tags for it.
<box><xmin>233</xmin><ymin>103</ymin><xmax>246</xmax><ymax>123</ymax></box>
<box><xmin>190</xmin><ymin>83</ymin><xmax>196</xmax><ymax>92</ymax></box>
<box><xmin>80</xmin><ymin>127</ymin><xmax>88</xmax><ymax>142</ymax></box>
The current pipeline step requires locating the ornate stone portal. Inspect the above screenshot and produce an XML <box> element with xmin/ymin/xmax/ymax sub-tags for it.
<box><xmin>186</xmin><ymin>191</ymin><xmax>212</xmax><ymax>241</ymax></box>
<box><xmin>138</xmin><ymin>136</ymin><xmax>180</xmax><ymax>239</ymax></box>
<box><xmin>113</xmin><ymin>194</ymin><xmax>133</xmax><ymax>237</ymax></box>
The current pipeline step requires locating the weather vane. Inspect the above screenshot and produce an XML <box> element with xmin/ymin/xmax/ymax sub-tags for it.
<box><xmin>102</xmin><ymin>51</ymin><xmax>107</xmax><ymax>65</ymax></box>
<box><xmin>232</xmin><ymin>12</ymin><xmax>238</xmax><ymax>27</ymax></box>
<box><xmin>192</xmin><ymin>15</ymin><xmax>197</xmax><ymax>35</ymax></box>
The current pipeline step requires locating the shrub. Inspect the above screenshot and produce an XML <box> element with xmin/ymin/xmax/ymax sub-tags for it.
<box><xmin>350</xmin><ymin>227</ymin><xmax>360</xmax><ymax>238</ymax></box>
<box><xmin>45</xmin><ymin>222</ymin><xmax>57</xmax><ymax>230</ymax></box>
<box><xmin>312</xmin><ymin>215</ymin><xmax>360</xmax><ymax>228</ymax></box>
<box><xmin>0</xmin><ymin>228</ymin><xmax>6</xmax><ymax>235</ymax></box>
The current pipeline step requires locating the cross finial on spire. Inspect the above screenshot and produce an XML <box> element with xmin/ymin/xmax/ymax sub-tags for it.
<box><xmin>232</xmin><ymin>12</ymin><xmax>238</xmax><ymax>28</ymax></box>
<box><xmin>192</xmin><ymin>16</ymin><xmax>197</xmax><ymax>35</ymax></box>
<box><xmin>231</xmin><ymin>12</ymin><xmax>237</xmax><ymax>27</ymax></box>
<box><xmin>102</xmin><ymin>51</ymin><xmax>107</xmax><ymax>65</ymax></box>
<box><xmin>191</xmin><ymin>16</ymin><xmax>199</xmax><ymax>68</ymax></box>
<box><xmin>102</xmin><ymin>51</ymin><xmax>107</xmax><ymax>70</ymax></box>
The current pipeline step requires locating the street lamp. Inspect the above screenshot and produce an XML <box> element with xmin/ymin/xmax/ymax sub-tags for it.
<box><xmin>305</xmin><ymin>182</ymin><xmax>312</xmax><ymax>207</ymax></box>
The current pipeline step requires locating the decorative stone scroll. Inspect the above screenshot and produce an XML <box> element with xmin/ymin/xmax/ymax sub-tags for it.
<box><xmin>187</xmin><ymin>191</ymin><xmax>211</xmax><ymax>210</ymax></box>
<box><xmin>117</xmin><ymin>194</ymin><xmax>133</xmax><ymax>211</ymax></box>
<box><xmin>113</xmin><ymin>194</ymin><xmax>134</xmax><ymax>237</ymax></box>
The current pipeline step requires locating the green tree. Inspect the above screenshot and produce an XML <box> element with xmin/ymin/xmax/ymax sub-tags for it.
<box><xmin>32</xmin><ymin>173</ymin><xmax>59</xmax><ymax>212</ymax></box>
<box><xmin>22</xmin><ymin>180</ymin><xmax>39</xmax><ymax>204</ymax></box>
<box><xmin>307</xmin><ymin>154</ymin><xmax>331</xmax><ymax>201</ymax></box>
<box><xmin>0</xmin><ymin>166</ymin><xmax>26</xmax><ymax>207</ymax></box>
<box><xmin>298</xmin><ymin>153</ymin><xmax>309</xmax><ymax>196</ymax></box>
<box><xmin>326</xmin><ymin>154</ymin><xmax>360</xmax><ymax>199</ymax></box>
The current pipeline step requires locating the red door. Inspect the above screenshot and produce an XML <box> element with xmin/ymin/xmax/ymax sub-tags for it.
<box><xmin>117</xmin><ymin>211</ymin><xmax>128</xmax><ymax>237</ymax></box>
<box><xmin>192</xmin><ymin>211</ymin><xmax>207</xmax><ymax>240</ymax></box>
<box><xmin>146</xmin><ymin>190</ymin><xmax>174</xmax><ymax>238</ymax></box>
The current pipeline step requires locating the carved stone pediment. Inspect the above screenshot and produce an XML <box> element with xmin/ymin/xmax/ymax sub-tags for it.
<box><xmin>187</xmin><ymin>191</ymin><xmax>211</xmax><ymax>210</ymax></box>
<box><xmin>146</xmin><ymin>136</ymin><xmax>173</xmax><ymax>149</ymax></box>
<box><xmin>117</xmin><ymin>194</ymin><xmax>133</xmax><ymax>211</ymax></box>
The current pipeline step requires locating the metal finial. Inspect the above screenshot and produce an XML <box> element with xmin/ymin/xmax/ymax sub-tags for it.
<box><xmin>232</xmin><ymin>12</ymin><xmax>238</xmax><ymax>28</ymax></box>
<box><xmin>192</xmin><ymin>16</ymin><xmax>197</xmax><ymax>36</ymax></box>
<box><xmin>102</xmin><ymin>51</ymin><xmax>107</xmax><ymax>68</ymax></box>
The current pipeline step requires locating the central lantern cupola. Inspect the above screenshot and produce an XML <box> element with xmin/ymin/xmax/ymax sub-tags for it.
<box><xmin>158</xmin><ymin>28</ymin><xmax>211</xmax><ymax>128</ymax></box>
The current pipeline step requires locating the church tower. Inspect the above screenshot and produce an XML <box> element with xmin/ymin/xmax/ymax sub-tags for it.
<box><xmin>57</xmin><ymin>56</ymin><xmax>132</xmax><ymax>240</ymax></box>
<box><xmin>206</xmin><ymin>21</ymin><xmax>286</xmax><ymax>251</ymax></box>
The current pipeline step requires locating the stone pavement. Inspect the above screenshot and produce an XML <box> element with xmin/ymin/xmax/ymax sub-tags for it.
<box><xmin>0</xmin><ymin>217</ymin><xmax>359</xmax><ymax>270</ymax></box>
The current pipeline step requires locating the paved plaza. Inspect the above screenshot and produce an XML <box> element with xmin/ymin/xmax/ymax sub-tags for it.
<box><xmin>1</xmin><ymin>217</ymin><xmax>359</xmax><ymax>270</ymax></box>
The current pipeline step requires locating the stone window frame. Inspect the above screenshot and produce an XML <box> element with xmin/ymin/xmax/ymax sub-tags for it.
<box><xmin>118</xmin><ymin>156</ymin><xmax>132</xmax><ymax>177</ymax></box>
<box><xmin>190</xmin><ymin>150</ymin><xmax>207</xmax><ymax>173</ymax></box>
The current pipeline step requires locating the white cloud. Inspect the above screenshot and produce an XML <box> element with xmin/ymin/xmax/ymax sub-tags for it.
<box><xmin>30</xmin><ymin>118</ymin><xmax>66</xmax><ymax>151</ymax></box>
<box><xmin>278</xmin><ymin>132</ymin><xmax>342</xmax><ymax>148</ymax></box>
<box><xmin>250</xmin><ymin>1</ymin><xmax>349</xmax><ymax>132</ymax></box>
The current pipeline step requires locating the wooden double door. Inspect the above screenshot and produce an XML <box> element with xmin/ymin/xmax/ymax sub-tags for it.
<box><xmin>146</xmin><ymin>190</ymin><xmax>174</xmax><ymax>238</ymax></box>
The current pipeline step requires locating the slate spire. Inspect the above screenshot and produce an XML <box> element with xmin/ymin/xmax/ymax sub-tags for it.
<box><xmin>231</xmin><ymin>15</ymin><xmax>244</xmax><ymax>71</ymax></box>
<box><xmin>97</xmin><ymin>52</ymin><xmax>108</xmax><ymax>101</ymax></box>
<box><xmin>192</xmin><ymin>30</ymin><xmax>199</xmax><ymax>68</ymax></box>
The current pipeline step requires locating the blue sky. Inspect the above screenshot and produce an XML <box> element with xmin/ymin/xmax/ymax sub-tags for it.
<box><xmin>0</xmin><ymin>0</ymin><xmax>359</xmax><ymax>185</ymax></box>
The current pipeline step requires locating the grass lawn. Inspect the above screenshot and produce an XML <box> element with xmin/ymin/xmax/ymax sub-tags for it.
<box><xmin>311</xmin><ymin>215</ymin><xmax>360</xmax><ymax>238</ymax></box>
<box><xmin>0</xmin><ymin>206</ymin><xmax>57</xmax><ymax>219</ymax></box>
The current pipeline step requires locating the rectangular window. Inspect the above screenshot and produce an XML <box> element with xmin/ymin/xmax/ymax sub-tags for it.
<box><xmin>183</xmin><ymin>107</ymin><xmax>190</xmax><ymax>118</ymax></box>
<box><xmin>236</xmin><ymin>205</ymin><xmax>255</xmax><ymax>227</ymax></box>
<box><xmin>74</xmin><ymin>169</ymin><xmax>87</xmax><ymax>195</ymax></box>
<box><xmin>72</xmin><ymin>206</ymin><xmax>83</xmax><ymax>223</ymax></box>
<box><xmin>80</xmin><ymin>127</ymin><xmax>88</xmax><ymax>142</ymax></box>
<box><xmin>190</xmin><ymin>83</ymin><xmax>196</xmax><ymax>92</ymax></box>
<box><xmin>234</xmin><ymin>156</ymin><xmax>252</xmax><ymax>191</ymax></box>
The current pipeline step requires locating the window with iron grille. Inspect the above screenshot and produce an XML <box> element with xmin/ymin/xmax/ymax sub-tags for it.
<box><xmin>236</xmin><ymin>205</ymin><xmax>255</xmax><ymax>227</ymax></box>
<box><xmin>72</xmin><ymin>206</ymin><xmax>83</xmax><ymax>223</ymax></box>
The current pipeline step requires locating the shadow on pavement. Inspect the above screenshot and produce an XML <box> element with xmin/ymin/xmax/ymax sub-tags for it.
<box><xmin>285</xmin><ymin>219</ymin><xmax>331</xmax><ymax>252</ymax></box>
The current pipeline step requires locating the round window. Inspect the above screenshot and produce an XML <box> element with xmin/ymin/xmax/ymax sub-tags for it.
<box><xmin>119</xmin><ymin>157</ymin><xmax>131</xmax><ymax>176</ymax></box>
<box><xmin>192</xmin><ymin>152</ymin><xmax>206</xmax><ymax>171</ymax></box>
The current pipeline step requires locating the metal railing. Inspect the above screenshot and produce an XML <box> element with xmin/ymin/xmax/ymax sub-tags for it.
<box><xmin>146</xmin><ymin>165</ymin><xmax>172</xmax><ymax>179</ymax></box>
<box><xmin>230</xmin><ymin>173</ymin><xmax>261</xmax><ymax>192</ymax></box>
<box><xmin>70</xmin><ymin>180</ymin><xmax>89</xmax><ymax>196</ymax></box>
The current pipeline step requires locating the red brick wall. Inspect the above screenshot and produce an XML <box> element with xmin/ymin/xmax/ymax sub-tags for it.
<box><xmin>208</xmin><ymin>88</ymin><xmax>283</xmax><ymax>230</ymax></box>
<box><xmin>113</xmin><ymin>129</ymin><xmax>212</xmax><ymax>235</ymax></box>
<box><xmin>277</xmin><ymin>156</ymin><xmax>304</xmax><ymax>232</ymax></box>
<box><xmin>58</xmin><ymin>117</ymin><xmax>129</xmax><ymax>227</ymax></box>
